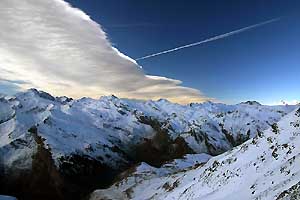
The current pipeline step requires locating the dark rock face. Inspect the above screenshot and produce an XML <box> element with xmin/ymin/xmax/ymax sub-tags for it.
<box><xmin>295</xmin><ymin>107</ymin><xmax>300</xmax><ymax>117</ymax></box>
<box><xmin>0</xmin><ymin>127</ymin><xmax>119</xmax><ymax>200</ymax></box>
<box><xmin>27</xmin><ymin>127</ymin><xmax>64</xmax><ymax>200</ymax></box>
<box><xmin>133</xmin><ymin>115</ymin><xmax>194</xmax><ymax>167</ymax></box>
<box><xmin>58</xmin><ymin>154</ymin><xmax>118</xmax><ymax>200</ymax></box>
<box><xmin>222</xmin><ymin>128</ymin><xmax>251</xmax><ymax>148</ymax></box>
<box><xmin>133</xmin><ymin>132</ymin><xmax>194</xmax><ymax>167</ymax></box>
<box><xmin>29</xmin><ymin>88</ymin><xmax>55</xmax><ymax>101</ymax></box>
<box><xmin>0</xmin><ymin>126</ymin><xmax>64</xmax><ymax>200</ymax></box>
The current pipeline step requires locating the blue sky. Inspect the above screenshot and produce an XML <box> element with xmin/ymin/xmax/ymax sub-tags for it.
<box><xmin>0</xmin><ymin>0</ymin><xmax>299</xmax><ymax>104</ymax></box>
<box><xmin>64</xmin><ymin>0</ymin><xmax>300</xmax><ymax>104</ymax></box>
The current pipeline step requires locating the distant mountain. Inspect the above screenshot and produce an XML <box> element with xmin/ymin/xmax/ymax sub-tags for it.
<box><xmin>0</xmin><ymin>89</ymin><xmax>296</xmax><ymax>199</ymax></box>
<box><xmin>239</xmin><ymin>100</ymin><xmax>262</xmax><ymax>106</ymax></box>
<box><xmin>90</xmin><ymin>107</ymin><xmax>300</xmax><ymax>200</ymax></box>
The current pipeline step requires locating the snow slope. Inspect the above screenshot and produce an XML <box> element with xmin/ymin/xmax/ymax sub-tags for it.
<box><xmin>90</xmin><ymin>107</ymin><xmax>300</xmax><ymax>200</ymax></box>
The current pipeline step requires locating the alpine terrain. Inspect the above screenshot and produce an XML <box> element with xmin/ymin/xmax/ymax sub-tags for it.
<box><xmin>90</xmin><ymin>105</ymin><xmax>300</xmax><ymax>200</ymax></box>
<box><xmin>0</xmin><ymin>89</ymin><xmax>298</xmax><ymax>200</ymax></box>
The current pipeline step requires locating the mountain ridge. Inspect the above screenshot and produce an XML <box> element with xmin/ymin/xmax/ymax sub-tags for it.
<box><xmin>0</xmin><ymin>89</ymin><xmax>297</xmax><ymax>199</ymax></box>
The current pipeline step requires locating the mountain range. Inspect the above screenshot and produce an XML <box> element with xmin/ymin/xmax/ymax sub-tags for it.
<box><xmin>0</xmin><ymin>89</ymin><xmax>298</xmax><ymax>200</ymax></box>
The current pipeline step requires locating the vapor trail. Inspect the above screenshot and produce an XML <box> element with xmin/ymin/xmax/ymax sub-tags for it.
<box><xmin>136</xmin><ymin>17</ymin><xmax>280</xmax><ymax>61</ymax></box>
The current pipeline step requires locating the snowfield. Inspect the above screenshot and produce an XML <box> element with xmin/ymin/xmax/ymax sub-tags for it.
<box><xmin>90</xmin><ymin>107</ymin><xmax>300</xmax><ymax>200</ymax></box>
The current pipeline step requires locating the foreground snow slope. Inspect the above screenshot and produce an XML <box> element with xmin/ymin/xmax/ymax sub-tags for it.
<box><xmin>90</xmin><ymin>107</ymin><xmax>300</xmax><ymax>200</ymax></box>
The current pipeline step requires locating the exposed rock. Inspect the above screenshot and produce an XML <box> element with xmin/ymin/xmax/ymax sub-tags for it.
<box><xmin>240</xmin><ymin>101</ymin><xmax>262</xmax><ymax>106</ymax></box>
<box><xmin>277</xmin><ymin>182</ymin><xmax>300</xmax><ymax>200</ymax></box>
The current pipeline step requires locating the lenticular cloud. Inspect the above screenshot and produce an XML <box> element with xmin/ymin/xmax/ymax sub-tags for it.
<box><xmin>0</xmin><ymin>0</ymin><xmax>209</xmax><ymax>103</ymax></box>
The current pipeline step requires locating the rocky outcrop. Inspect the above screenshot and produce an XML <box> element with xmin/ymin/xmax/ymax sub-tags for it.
<box><xmin>133</xmin><ymin>115</ymin><xmax>194</xmax><ymax>166</ymax></box>
<box><xmin>133</xmin><ymin>132</ymin><xmax>194</xmax><ymax>167</ymax></box>
<box><xmin>276</xmin><ymin>182</ymin><xmax>300</xmax><ymax>200</ymax></box>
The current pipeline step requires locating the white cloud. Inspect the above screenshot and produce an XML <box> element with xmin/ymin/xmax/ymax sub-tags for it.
<box><xmin>0</xmin><ymin>0</ymin><xmax>210</xmax><ymax>104</ymax></box>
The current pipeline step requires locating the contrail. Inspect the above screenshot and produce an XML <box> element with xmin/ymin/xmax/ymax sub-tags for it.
<box><xmin>136</xmin><ymin>17</ymin><xmax>281</xmax><ymax>61</ymax></box>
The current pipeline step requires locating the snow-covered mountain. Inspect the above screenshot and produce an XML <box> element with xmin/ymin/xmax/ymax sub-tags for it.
<box><xmin>0</xmin><ymin>89</ymin><xmax>296</xmax><ymax>199</ymax></box>
<box><xmin>90</xmin><ymin>107</ymin><xmax>300</xmax><ymax>200</ymax></box>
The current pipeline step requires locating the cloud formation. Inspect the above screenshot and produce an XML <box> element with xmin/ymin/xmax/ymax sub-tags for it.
<box><xmin>0</xmin><ymin>0</ymin><xmax>210</xmax><ymax>104</ymax></box>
